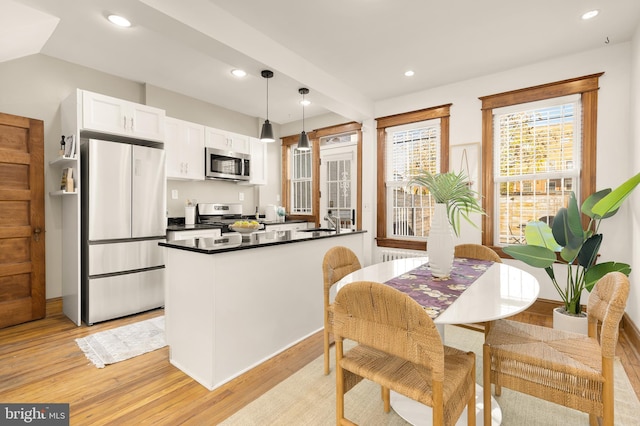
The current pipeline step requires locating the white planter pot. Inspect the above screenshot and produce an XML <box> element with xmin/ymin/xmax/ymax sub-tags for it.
<box><xmin>427</xmin><ymin>203</ymin><xmax>455</xmax><ymax>278</ymax></box>
<box><xmin>553</xmin><ymin>307</ymin><xmax>588</xmax><ymax>335</ymax></box>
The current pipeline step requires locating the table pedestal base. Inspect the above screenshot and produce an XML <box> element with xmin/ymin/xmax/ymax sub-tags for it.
<box><xmin>390</xmin><ymin>384</ymin><xmax>501</xmax><ymax>425</ymax></box>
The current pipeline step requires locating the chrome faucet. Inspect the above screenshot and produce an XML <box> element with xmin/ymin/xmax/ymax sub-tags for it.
<box><xmin>325</xmin><ymin>213</ymin><xmax>341</xmax><ymax>233</ymax></box>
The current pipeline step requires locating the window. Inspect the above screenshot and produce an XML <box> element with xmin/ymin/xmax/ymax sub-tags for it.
<box><xmin>376</xmin><ymin>105</ymin><xmax>451</xmax><ymax>250</ymax></box>
<box><xmin>290</xmin><ymin>148</ymin><xmax>313</xmax><ymax>214</ymax></box>
<box><xmin>281</xmin><ymin>122</ymin><xmax>362</xmax><ymax>226</ymax></box>
<box><xmin>494</xmin><ymin>96</ymin><xmax>581</xmax><ymax>244</ymax></box>
<box><xmin>480</xmin><ymin>74</ymin><xmax>602</xmax><ymax>252</ymax></box>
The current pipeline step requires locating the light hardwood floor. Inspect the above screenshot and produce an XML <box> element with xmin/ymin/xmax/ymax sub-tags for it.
<box><xmin>0</xmin><ymin>299</ymin><xmax>638</xmax><ymax>425</ymax></box>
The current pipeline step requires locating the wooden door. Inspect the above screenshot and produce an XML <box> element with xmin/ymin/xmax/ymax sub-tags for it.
<box><xmin>0</xmin><ymin>112</ymin><xmax>45</xmax><ymax>328</ymax></box>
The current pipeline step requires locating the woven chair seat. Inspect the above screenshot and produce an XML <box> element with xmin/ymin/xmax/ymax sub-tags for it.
<box><xmin>341</xmin><ymin>344</ymin><xmax>475</xmax><ymax>411</ymax></box>
<box><xmin>485</xmin><ymin>319</ymin><xmax>605</xmax><ymax>413</ymax></box>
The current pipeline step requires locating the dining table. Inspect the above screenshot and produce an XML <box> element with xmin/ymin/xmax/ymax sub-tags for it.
<box><xmin>335</xmin><ymin>256</ymin><xmax>540</xmax><ymax>426</ymax></box>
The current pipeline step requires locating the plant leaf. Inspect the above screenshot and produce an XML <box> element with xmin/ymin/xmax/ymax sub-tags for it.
<box><xmin>592</xmin><ymin>172</ymin><xmax>640</xmax><ymax>217</ymax></box>
<box><xmin>577</xmin><ymin>234</ymin><xmax>602</xmax><ymax>269</ymax></box>
<box><xmin>582</xmin><ymin>189</ymin><xmax>614</xmax><ymax>219</ymax></box>
<box><xmin>503</xmin><ymin>244</ymin><xmax>556</xmax><ymax>268</ymax></box>
<box><xmin>524</xmin><ymin>221</ymin><xmax>561</xmax><ymax>251</ymax></box>
<box><xmin>584</xmin><ymin>262</ymin><xmax>632</xmax><ymax>292</ymax></box>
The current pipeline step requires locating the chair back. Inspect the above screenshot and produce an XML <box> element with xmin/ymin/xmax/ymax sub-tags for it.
<box><xmin>322</xmin><ymin>246</ymin><xmax>361</xmax><ymax>293</ymax></box>
<box><xmin>333</xmin><ymin>281</ymin><xmax>445</xmax><ymax>381</ymax></box>
<box><xmin>454</xmin><ymin>244</ymin><xmax>501</xmax><ymax>263</ymax></box>
<box><xmin>587</xmin><ymin>271</ymin><xmax>630</xmax><ymax>358</ymax></box>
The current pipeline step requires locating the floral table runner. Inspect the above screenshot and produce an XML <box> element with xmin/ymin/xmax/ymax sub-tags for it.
<box><xmin>384</xmin><ymin>257</ymin><xmax>494</xmax><ymax>319</ymax></box>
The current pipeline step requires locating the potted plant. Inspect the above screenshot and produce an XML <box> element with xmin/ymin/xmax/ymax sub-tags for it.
<box><xmin>503</xmin><ymin>172</ymin><xmax>640</xmax><ymax>331</ymax></box>
<box><xmin>409</xmin><ymin>170</ymin><xmax>485</xmax><ymax>277</ymax></box>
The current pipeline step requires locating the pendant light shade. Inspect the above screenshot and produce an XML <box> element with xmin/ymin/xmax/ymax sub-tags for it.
<box><xmin>260</xmin><ymin>70</ymin><xmax>275</xmax><ymax>142</ymax></box>
<box><xmin>297</xmin><ymin>88</ymin><xmax>310</xmax><ymax>151</ymax></box>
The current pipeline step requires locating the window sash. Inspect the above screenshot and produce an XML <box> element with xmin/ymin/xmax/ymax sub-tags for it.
<box><xmin>385</xmin><ymin>119</ymin><xmax>441</xmax><ymax>239</ymax></box>
<box><xmin>290</xmin><ymin>148</ymin><xmax>313</xmax><ymax>214</ymax></box>
<box><xmin>492</xmin><ymin>97</ymin><xmax>582</xmax><ymax>245</ymax></box>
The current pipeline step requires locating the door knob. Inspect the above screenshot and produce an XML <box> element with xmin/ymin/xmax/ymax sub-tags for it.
<box><xmin>34</xmin><ymin>228</ymin><xmax>42</xmax><ymax>242</ymax></box>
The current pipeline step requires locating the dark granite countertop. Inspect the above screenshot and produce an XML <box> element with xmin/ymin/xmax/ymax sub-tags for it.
<box><xmin>160</xmin><ymin>229</ymin><xmax>366</xmax><ymax>254</ymax></box>
<box><xmin>166</xmin><ymin>219</ymin><xmax>308</xmax><ymax>232</ymax></box>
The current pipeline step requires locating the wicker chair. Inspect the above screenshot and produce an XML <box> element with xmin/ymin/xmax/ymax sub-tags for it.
<box><xmin>454</xmin><ymin>244</ymin><xmax>501</xmax><ymax>263</ymax></box>
<box><xmin>322</xmin><ymin>246</ymin><xmax>361</xmax><ymax>375</ymax></box>
<box><xmin>333</xmin><ymin>281</ymin><xmax>476</xmax><ymax>426</ymax></box>
<box><xmin>483</xmin><ymin>271</ymin><xmax>630</xmax><ymax>426</ymax></box>
<box><xmin>454</xmin><ymin>244</ymin><xmax>501</xmax><ymax>335</ymax></box>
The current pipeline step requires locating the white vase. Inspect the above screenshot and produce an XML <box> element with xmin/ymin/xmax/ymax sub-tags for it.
<box><xmin>427</xmin><ymin>203</ymin><xmax>455</xmax><ymax>278</ymax></box>
<box><xmin>552</xmin><ymin>307</ymin><xmax>588</xmax><ymax>335</ymax></box>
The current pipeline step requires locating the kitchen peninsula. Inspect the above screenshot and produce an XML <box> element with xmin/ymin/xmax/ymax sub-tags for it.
<box><xmin>160</xmin><ymin>230</ymin><xmax>365</xmax><ymax>390</ymax></box>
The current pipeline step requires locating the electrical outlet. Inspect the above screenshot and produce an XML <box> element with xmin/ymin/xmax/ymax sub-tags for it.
<box><xmin>171</xmin><ymin>189</ymin><xmax>178</xmax><ymax>200</ymax></box>
<box><xmin>238</xmin><ymin>192</ymin><xmax>244</xmax><ymax>201</ymax></box>
<box><xmin>276</xmin><ymin>194</ymin><xmax>280</xmax><ymax>202</ymax></box>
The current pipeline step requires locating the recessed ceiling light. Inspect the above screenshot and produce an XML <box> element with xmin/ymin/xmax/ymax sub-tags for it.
<box><xmin>107</xmin><ymin>14</ymin><xmax>131</xmax><ymax>27</ymax></box>
<box><xmin>581</xmin><ymin>10</ymin><xmax>599</xmax><ymax>20</ymax></box>
<box><xmin>404</xmin><ymin>70</ymin><xmax>415</xmax><ymax>77</ymax></box>
<box><xmin>231</xmin><ymin>69</ymin><xmax>247</xmax><ymax>78</ymax></box>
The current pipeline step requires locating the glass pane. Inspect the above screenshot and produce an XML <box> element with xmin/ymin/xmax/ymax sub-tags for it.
<box><xmin>496</xmin><ymin>177</ymin><xmax>574</xmax><ymax>244</ymax></box>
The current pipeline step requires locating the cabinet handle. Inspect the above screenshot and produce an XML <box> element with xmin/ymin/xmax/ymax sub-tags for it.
<box><xmin>123</xmin><ymin>116</ymin><xmax>127</xmax><ymax>130</ymax></box>
<box><xmin>130</xmin><ymin>117</ymin><xmax>134</xmax><ymax>131</ymax></box>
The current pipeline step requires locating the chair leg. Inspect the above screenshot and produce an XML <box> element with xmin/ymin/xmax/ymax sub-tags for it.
<box><xmin>335</xmin><ymin>339</ymin><xmax>345</xmax><ymax>424</ymax></box>
<box><xmin>468</xmin><ymin>360</ymin><xmax>476</xmax><ymax>426</ymax></box>
<box><xmin>323</xmin><ymin>328</ymin><xmax>330</xmax><ymax>375</ymax></box>
<box><xmin>602</xmin><ymin>357</ymin><xmax>614</xmax><ymax>426</ymax></box>
<box><xmin>382</xmin><ymin>387</ymin><xmax>390</xmax><ymax>413</ymax></box>
<box><xmin>483</xmin><ymin>344</ymin><xmax>492</xmax><ymax>426</ymax></box>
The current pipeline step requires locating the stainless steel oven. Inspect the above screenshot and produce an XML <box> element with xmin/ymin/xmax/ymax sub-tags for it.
<box><xmin>205</xmin><ymin>147</ymin><xmax>250</xmax><ymax>181</ymax></box>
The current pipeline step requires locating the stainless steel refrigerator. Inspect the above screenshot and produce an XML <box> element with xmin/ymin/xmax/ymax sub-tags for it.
<box><xmin>81</xmin><ymin>138</ymin><xmax>166</xmax><ymax>325</ymax></box>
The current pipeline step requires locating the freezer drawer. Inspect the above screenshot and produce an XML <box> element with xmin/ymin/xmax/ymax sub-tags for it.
<box><xmin>85</xmin><ymin>268</ymin><xmax>164</xmax><ymax>325</ymax></box>
<box><xmin>89</xmin><ymin>239</ymin><xmax>164</xmax><ymax>276</ymax></box>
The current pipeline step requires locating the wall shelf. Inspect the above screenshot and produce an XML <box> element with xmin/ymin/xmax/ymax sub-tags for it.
<box><xmin>49</xmin><ymin>190</ymin><xmax>78</xmax><ymax>196</ymax></box>
<box><xmin>49</xmin><ymin>155</ymin><xmax>78</xmax><ymax>166</ymax></box>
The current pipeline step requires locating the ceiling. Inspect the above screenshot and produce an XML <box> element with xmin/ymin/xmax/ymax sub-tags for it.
<box><xmin>4</xmin><ymin>0</ymin><xmax>640</xmax><ymax>125</ymax></box>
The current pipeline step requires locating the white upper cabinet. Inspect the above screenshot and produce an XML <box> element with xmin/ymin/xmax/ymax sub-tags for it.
<box><xmin>243</xmin><ymin>137</ymin><xmax>267</xmax><ymax>186</ymax></box>
<box><xmin>165</xmin><ymin>117</ymin><xmax>205</xmax><ymax>180</ymax></box>
<box><xmin>81</xmin><ymin>90</ymin><xmax>165</xmax><ymax>142</ymax></box>
<box><xmin>204</xmin><ymin>126</ymin><xmax>250</xmax><ymax>154</ymax></box>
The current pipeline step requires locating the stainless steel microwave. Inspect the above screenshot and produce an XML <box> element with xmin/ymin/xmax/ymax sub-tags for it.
<box><xmin>205</xmin><ymin>147</ymin><xmax>250</xmax><ymax>181</ymax></box>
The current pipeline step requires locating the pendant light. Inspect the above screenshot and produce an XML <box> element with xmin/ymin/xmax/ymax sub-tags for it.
<box><xmin>297</xmin><ymin>88</ymin><xmax>310</xmax><ymax>151</ymax></box>
<box><xmin>259</xmin><ymin>70</ymin><xmax>275</xmax><ymax>142</ymax></box>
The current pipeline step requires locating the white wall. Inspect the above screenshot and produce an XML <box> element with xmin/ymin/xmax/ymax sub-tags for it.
<box><xmin>371</xmin><ymin>42</ymin><xmax>639</xmax><ymax>326</ymax></box>
<box><xmin>628</xmin><ymin>26</ymin><xmax>640</xmax><ymax>326</ymax></box>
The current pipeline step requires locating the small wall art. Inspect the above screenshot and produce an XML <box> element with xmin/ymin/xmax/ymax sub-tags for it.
<box><xmin>450</xmin><ymin>142</ymin><xmax>480</xmax><ymax>194</ymax></box>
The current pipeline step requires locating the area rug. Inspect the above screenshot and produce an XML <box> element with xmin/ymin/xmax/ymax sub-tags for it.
<box><xmin>220</xmin><ymin>325</ymin><xmax>640</xmax><ymax>425</ymax></box>
<box><xmin>75</xmin><ymin>316</ymin><xmax>166</xmax><ymax>368</ymax></box>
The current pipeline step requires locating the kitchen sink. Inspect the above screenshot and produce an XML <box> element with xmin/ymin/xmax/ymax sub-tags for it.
<box><xmin>298</xmin><ymin>228</ymin><xmax>337</xmax><ymax>237</ymax></box>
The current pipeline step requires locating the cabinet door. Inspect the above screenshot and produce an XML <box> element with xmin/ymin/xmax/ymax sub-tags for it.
<box><xmin>128</xmin><ymin>102</ymin><xmax>165</xmax><ymax>142</ymax></box>
<box><xmin>182</xmin><ymin>121</ymin><xmax>205</xmax><ymax>179</ymax></box>
<box><xmin>227</xmin><ymin>131</ymin><xmax>250</xmax><ymax>154</ymax></box>
<box><xmin>82</xmin><ymin>91</ymin><xmax>165</xmax><ymax>141</ymax></box>
<box><xmin>165</xmin><ymin>117</ymin><xmax>183</xmax><ymax>178</ymax></box>
<box><xmin>166</xmin><ymin>118</ymin><xmax>204</xmax><ymax>180</ymax></box>
<box><xmin>82</xmin><ymin>91</ymin><xmax>127</xmax><ymax>136</ymax></box>
<box><xmin>248</xmin><ymin>137</ymin><xmax>267</xmax><ymax>185</ymax></box>
<box><xmin>204</xmin><ymin>127</ymin><xmax>228</xmax><ymax>150</ymax></box>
